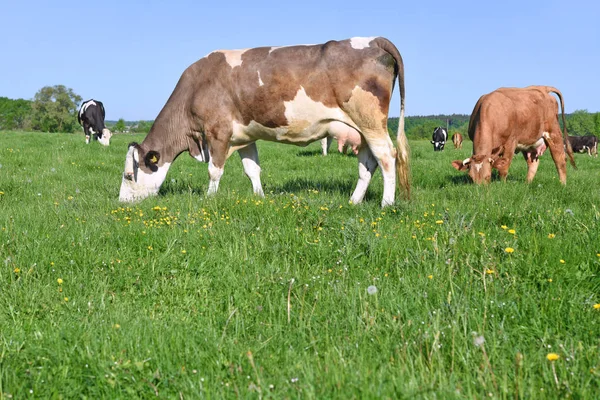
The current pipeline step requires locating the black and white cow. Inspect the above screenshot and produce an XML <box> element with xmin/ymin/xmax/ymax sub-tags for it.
<box><xmin>78</xmin><ymin>99</ymin><xmax>112</xmax><ymax>146</ymax></box>
<box><xmin>568</xmin><ymin>135</ymin><xmax>598</xmax><ymax>157</ymax></box>
<box><xmin>431</xmin><ymin>127</ymin><xmax>447</xmax><ymax>151</ymax></box>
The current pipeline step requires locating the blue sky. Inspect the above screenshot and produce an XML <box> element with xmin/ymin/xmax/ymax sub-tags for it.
<box><xmin>1</xmin><ymin>0</ymin><xmax>598</xmax><ymax>120</ymax></box>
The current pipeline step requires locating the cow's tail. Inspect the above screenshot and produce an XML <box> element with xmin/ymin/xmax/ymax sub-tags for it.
<box><xmin>374</xmin><ymin>37</ymin><xmax>410</xmax><ymax>200</ymax></box>
<box><xmin>547</xmin><ymin>87</ymin><xmax>576</xmax><ymax>169</ymax></box>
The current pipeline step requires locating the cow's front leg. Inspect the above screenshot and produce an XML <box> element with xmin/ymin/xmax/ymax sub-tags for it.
<box><xmin>350</xmin><ymin>146</ymin><xmax>378</xmax><ymax>205</ymax></box>
<box><xmin>84</xmin><ymin>123</ymin><xmax>91</xmax><ymax>144</ymax></box>
<box><xmin>206</xmin><ymin>137</ymin><xmax>228</xmax><ymax>196</ymax></box>
<box><xmin>238</xmin><ymin>143</ymin><xmax>264</xmax><ymax>196</ymax></box>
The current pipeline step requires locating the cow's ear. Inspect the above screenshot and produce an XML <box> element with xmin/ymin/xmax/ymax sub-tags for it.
<box><xmin>145</xmin><ymin>151</ymin><xmax>160</xmax><ymax>171</ymax></box>
<box><xmin>492</xmin><ymin>157</ymin><xmax>508</xmax><ymax>170</ymax></box>
<box><xmin>452</xmin><ymin>159</ymin><xmax>469</xmax><ymax>171</ymax></box>
<box><xmin>490</xmin><ymin>145</ymin><xmax>505</xmax><ymax>160</ymax></box>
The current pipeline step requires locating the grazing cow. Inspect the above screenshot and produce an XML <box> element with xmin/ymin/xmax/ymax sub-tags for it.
<box><xmin>119</xmin><ymin>37</ymin><xmax>410</xmax><ymax>207</ymax></box>
<box><xmin>568</xmin><ymin>135</ymin><xmax>598</xmax><ymax>157</ymax></box>
<box><xmin>452</xmin><ymin>132</ymin><xmax>463</xmax><ymax>149</ymax></box>
<box><xmin>78</xmin><ymin>99</ymin><xmax>112</xmax><ymax>146</ymax></box>
<box><xmin>452</xmin><ymin>86</ymin><xmax>576</xmax><ymax>184</ymax></box>
<box><xmin>431</xmin><ymin>127</ymin><xmax>447</xmax><ymax>151</ymax></box>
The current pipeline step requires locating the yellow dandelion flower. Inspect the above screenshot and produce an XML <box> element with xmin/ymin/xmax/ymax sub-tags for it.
<box><xmin>486</xmin><ymin>269</ymin><xmax>494</xmax><ymax>274</ymax></box>
<box><xmin>148</xmin><ymin>245</ymin><xmax>153</xmax><ymax>250</ymax></box>
<box><xmin>505</xmin><ymin>247</ymin><xmax>515</xmax><ymax>253</ymax></box>
<box><xmin>593</xmin><ymin>304</ymin><xmax>600</xmax><ymax>310</ymax></box>
<box><xmin>478</xmin><ymin>232</ymin><xmax>485</xmax><ymax>237</ymax></box>
<box><xmin>508</xmin><ymin>229</ymin><xmax>516</xmax><ymax>235</ymax></box>
<box><xmin>411</xmin><ymin>235</ymin><xmax>416</xmax><ymax>239</ymax></box>
<box><xmin>560</xmin><ymin>259</ymin><xmax>565</xmax><ymax>264</ymax></box>
<box><xmin>14</xmin><ymin>268</ymin><xmax>20</xmax><ymax>273</ymax></box>
<box><xmin>114</xmin><ymin>324</ymin><xmax>121</xmax><ymax>329</ymax></box>
<box><xmin>64</xmin><ymin>297</ymin><xmax>69</xmax><ymax>302</ymax></box>
<box><xmin>548</xmin><ymin>233</ymin><xmax>556</xmax><ymax>239</ymax></box>
<box><xmin>597</xmin><ymin>253</ymin><xmax>600</xmax><ymax>257</ymax></box>
<box><xmin>435</xmin><ymin>220</ymin><xmax>444</xmax><ymax>224</ymax></box>
<box><xmin>546</xmin><ymin>353</ymin><xmax>560</xmax><ymax>361</ymax></box>
<box><xmin>501</xmin><ymin>225</ymin><xmax>508</xmax><ymax>230</ymax></box>
<box><xmin>57</xmin><ymin>278</ymin><xmax>63</xmax><ymax>285</ymax></box>
<box><xmin>427</xmin><ymin>275</ymin><xmax>433</xmax><ymax>279</ymax></box>
<box><xmin>181</xmin><ymin>250</ymin><xmax>187</xmax><ymax>254</ymax></box>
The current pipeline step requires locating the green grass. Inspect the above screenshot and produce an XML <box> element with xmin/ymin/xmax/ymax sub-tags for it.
<box><xmin>1</xmin><ymin>131</ymin><xmax>599</xmax><ymax>399</ymax></box>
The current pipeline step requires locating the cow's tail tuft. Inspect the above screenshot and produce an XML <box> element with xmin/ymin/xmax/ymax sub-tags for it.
<box><xmin>547</xmin><ymin>86</ymin><xmax>576</xmax><ymax>170</ymax></box>
<box><xmin>374</xmin><ymin>37</ymin><xmax>410</xmax><ymax>200</ymax></box>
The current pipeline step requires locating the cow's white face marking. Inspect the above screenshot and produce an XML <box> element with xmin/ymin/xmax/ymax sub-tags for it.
<box><xmin>98</xmin><ymin>128</ymin><xmax>112</xmax><ymax>146</ymax></box>
<box><xmin>218</xmin><ymin>49</ymin><xmax>247</xmax><ymax>68</ymax></box>
<box><xmin>473</xmin><ymin>162</ymin><xmax>483</xmax><ymax>172</ymax></box>
<box><xmin>119</xmin><ymin>147</ymin><xmax>171</xmax><ymax>202</ymax></box>
<box><xmin>257</xmin><ymin>71</ymin><xmax>264</xmax><ymax>86</ymax></box>
<box><xmin>350</xmin><ymin>37</ymin><xmax>377</xmax><ymax>49</ymax></box>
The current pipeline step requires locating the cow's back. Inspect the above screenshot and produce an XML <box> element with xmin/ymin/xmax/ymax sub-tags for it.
<box><xmin>187</xmin><ymin>39</ymin><xmax>398</xmax><ymax>130</ymax></box>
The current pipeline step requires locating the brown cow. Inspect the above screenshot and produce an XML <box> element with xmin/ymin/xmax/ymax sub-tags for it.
<box><xmin>119</xmin><ymin>37</ymin><xmax>410</xmax><ymax>207</ymax></box>
<box><xmin>451</xmin><ymin>132</ymin><xmax>463</xmax><ymax>149</ymax></box>
<box><xmin>452</xmin><ymin>86</ymin><xmax>576</xmax><ymax>184</ymax></box>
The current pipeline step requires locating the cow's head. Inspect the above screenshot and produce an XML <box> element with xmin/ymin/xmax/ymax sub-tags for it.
<box><xmin>119</xmin><ymin>143</ymin><xmax>170</xmax><ymax>202</ymax></box>
<box><xmin>452</xmin><ymin>146</ymin><xmax>506</xmax><ymax>184</ymax></box>
<box><xmin>431</xmin><ymin>139</ymin><xmax>445</xmax><ymax>151</ymax></box>
<box><xmin>98</xmin><ymin>128</ymin><xmax>113</xmax><ymax>146</ymax></box>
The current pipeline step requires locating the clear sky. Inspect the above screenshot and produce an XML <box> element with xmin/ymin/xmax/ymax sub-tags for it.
<box><xmin>1</xmin><ymin>0</ymin><xmax>598</xmax><ymax>120</ymax></box>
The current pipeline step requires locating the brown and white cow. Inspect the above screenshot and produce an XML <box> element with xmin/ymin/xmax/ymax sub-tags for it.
<box><xmin>119</xmin><ymin>37</ymin><xmax>410</xmax><ymax>206</ymax></box>
<box><xmin>452</xmin><ymin>86</ymin><xmax>576</xmax><ymax>184</ymax></box>
<box><xmin>451</xmin><ymin>132</ymin><xmax>463</xmax><ymax>149</ymax></box>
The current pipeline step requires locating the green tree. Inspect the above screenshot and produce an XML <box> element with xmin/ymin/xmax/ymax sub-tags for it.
<box><xmin>132</xmin><ymin>120</ymin><xmax>153</xmax><ymax>133</ymax></box>
<box><xmin>30</xmin><ymin>85</ymin><xmax>82</xmax><ymax>133</ymax></box>
<box><xmin>593</xmin><ymin>112</ymin><xmax>600</xmax><ymax>134</ymax></box>
<box><xmin>0</xmin><ymin>97</ymin><xmax>32</xmax><ymax>130</ymax></box>
<box><xmin>114</xmin><ymin>118</ymin><xmax>126</xmax><ymax>132</ymax></box>
<box><xmin>567</xmin><ymin>109</ymin><xmax>594</xmax><ymax>136</ymax></box>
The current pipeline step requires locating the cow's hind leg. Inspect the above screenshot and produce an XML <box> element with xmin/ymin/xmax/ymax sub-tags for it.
<box><xmin>356</xmin><ymin>130</ymin><xmax>397</xmax><ymax>207</ymax></box>
<box><xmin>350</xmin><ymin>145</ymin><xmax>378</xmax><ymax>205</ymax></box>
<box><xmin>543</xmin><ymin>131</ymin><xmax>567</xmax><ymax>184</ymax></box>
<box><xmin>238</xmin><ymin>143</ymin><xmax>264</xmax><ymax>197</ymax></box>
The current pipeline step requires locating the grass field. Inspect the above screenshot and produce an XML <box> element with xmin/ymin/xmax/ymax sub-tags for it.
<box><xmin>1</xmin><ymin>130</ymin><xmax>599</xmax><ymax>399</ymax></box>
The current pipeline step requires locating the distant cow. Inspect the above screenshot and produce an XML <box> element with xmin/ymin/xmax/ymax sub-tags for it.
<box><xmin>568</xmin><ymin>135</ymin><xmax>598</xmax><ymax>157</ymax></box>
<box><xmin>452</xmin><ymin>132</ymin><xmax>463</xmax><ymax>149</ymax></box>
<box><xmin>431</xmin><ymin>127</ymin><xmax>447</xmax><ymax>151</ymax></box>
<box><xmin>119</xmin><ymin>37</ymin><xmax>410</xmax><ymax>207</ymax></box>
<box><xmin>78</xmin><ymin>99</ymin><xmax>112</xmax><ymax>146</ymax></box>
<box><xmin>452</xmin><ymin>86</ymin><xmax>576</xmax><ymax>184</ymax></box>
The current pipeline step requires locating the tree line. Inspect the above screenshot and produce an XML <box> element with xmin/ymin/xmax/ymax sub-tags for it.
<box><xmin>1</xmin><ymin>87</ymin><xmax>600</xmax><ymax>138</ymax></box>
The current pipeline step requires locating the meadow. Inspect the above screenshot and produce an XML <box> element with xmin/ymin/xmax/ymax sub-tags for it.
<box><xmin>1</xmin><ymin>130</ymin><xmax>599</xmax><ymax>399</ymax></box>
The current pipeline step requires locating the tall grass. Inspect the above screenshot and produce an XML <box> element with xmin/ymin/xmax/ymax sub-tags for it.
<box><xmin>1</xmin><ymin>131</ymin><xmax>599</xmax><ymax>398</ymax></box>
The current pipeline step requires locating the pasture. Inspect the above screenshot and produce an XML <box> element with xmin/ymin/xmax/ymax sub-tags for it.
<box><xmin>1</xmin><ymin>131</ymin><xmax>599</xmax><ymax>398</ymax></box>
